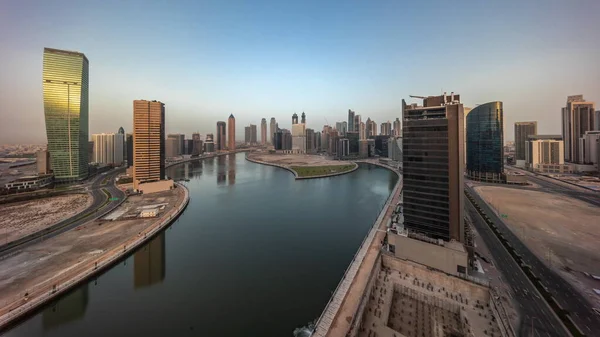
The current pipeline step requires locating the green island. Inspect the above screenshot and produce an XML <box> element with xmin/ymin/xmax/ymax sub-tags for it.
<box><xmin>290</xmin><ymin>164</ymin><xmax>356</xmax><ymax>178</ymax></box>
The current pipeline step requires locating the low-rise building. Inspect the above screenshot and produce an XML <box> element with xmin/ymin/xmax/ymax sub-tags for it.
<box><xmin>4</xmin><ymin>174</ymin><xmax>54</xmax><ymax>191</ymax></box>
<box><xmin>525</xmin><ymin>135</ymin><xmax>570</xmax><ymax>173</ymax></box>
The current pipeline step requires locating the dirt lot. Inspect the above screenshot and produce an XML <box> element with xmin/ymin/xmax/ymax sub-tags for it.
<box><xmin>0</xmin><ymin>194</ymin><xmax>92</xmax><ymax>244</ymax></box>
<box><xmin>250</xmin><ymin>153</ymin><xmax>351</xmax><ymax>167</ymax></box>
<box><xmin>0</xmin><ymin>187</ymin><xmax>184</xmax><ymax>311</ymax></box>
<box><xmin>474</xmin><ymin>185</ymin><xmax>600</xmax><ymax>306</ymax></box>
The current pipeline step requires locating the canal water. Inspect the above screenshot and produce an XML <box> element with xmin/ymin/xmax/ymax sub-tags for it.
<box><xmin>4</xmin><ymin>153</ymin><xmax>398</xmax><ymax>337</ymax></box>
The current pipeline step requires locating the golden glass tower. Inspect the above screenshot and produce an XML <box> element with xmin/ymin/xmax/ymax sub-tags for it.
<box><xmin>43</xmin><ymin>48</ymin><xmax>89</xmax><ymax>182</ymax></box>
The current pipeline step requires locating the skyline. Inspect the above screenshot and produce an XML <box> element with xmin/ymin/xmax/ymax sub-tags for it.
<box><xmin>1</xmin><ymin>0</ymin><xmax>599</xmax><ymax>144</ymax></box>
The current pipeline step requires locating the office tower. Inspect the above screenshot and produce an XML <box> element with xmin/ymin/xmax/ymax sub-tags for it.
<box><xmin>37</xmin><ymin>150</ymin><xmax>51</xmax><ymax>174</ymax></box>
<box><xmin>353</xmin><ymin>114</ymin><xmax>361</xmax><ymax>133</ymax></box>
<box><xmin>205</xmin><ymin>133</ymin><xmax>215</xmax><ymax>152</ymax></box>
<box><xmin>167</xmin><ymin>134</ymin><xmax>184</xmax><ymax>155</ymax></box>
<box><xmin>88</xmin><ymin>141</ymin><xmax>94</xmax><ymax>164</ymax></box>
<box><xmin>388</xmin><ymin>137</ymin><xmax>402</xmax><ymax>161</ymax></box>
<box><xmin>216</xmin><ymin>121</ymin><xmax>226</xmax><ymax>151</ymax></box>
<box><xmin>359</xmin><ymin>140</ymin><xmax>369</xmax><ymax>158</ymax></box>
<box><xmin>373</xmin><ymin>135</ymin><xmax>390</xmax><ymax>157</ymax></box>
<box><xmin>321</xmin><ymin>125</ymin><xmax>332</xmax><ymax>152</ymax></box>
<box><xmin>292</xmin><ymin>112</ymin><xmax>306</xmax><ymax>153</ymax></box>
<box><xmin>526</xmin><ymin>135</ymin><xmax>565</xmax><ymax>172</ymax></box>
<box><xmin>328</xmin><ymin>130</ymin><xmax>339</xmax><ymax>156</ymax></box>
<box><xmin>119</xmin><ymin>127</ymin><xmax>127</xmax><ymax>165</ymax></box>
<box><xmin>562</xmin><ymin>95</ymin><xmax>596</xmax><ymax>163</ymax></box>
<box><xmin>347</xmin><ymin>132</ymin><xmax>359</xmax><ymax>154</ymax></box>
<box><xmin>191</xmin><ymin>132</ymin><xmax>203</xmax><ymax>156</ymax></box>
<box><xmin>274</xmin><ymin>129</ymin><xmax>292</xmax><ymax>150</ymax></box>
<box><xmin>270</xmin><ymin>117</ymin><xmax>277</xmax><ymax>144</ymax></box>
<box><xmin>306</xmin><ymin>128</ymin><xmax>315</xmax><ymax>153</ymax></box>
<box><xmin>92</xmin><ymin>133</ymin><xmax>122</xmax><ymax>165</ymax></box>
<box><xmin>251</xmin><ymin>124</ymin><xmax>257</xmax><ymax>144</ymax></box>
<box><xmin>274</xmin><ymin>130</ymin><xmax>283</xmax><ymax>150</ymax></box>
<box><xmin>365</xmin><ymin>118</ymin><xmax>372</xmax><ymax>138</ymax></box>
<box><xmin>466</xmin><ymin>102</ymin><xmax>504</xmax><ymax>183</ymax></box>
<box><xmin>126</xmin><ymin>133</ymin><xmax>133</xmax><ymax>167</ymax></box>
<box><xmin>261</xmin><ymin>118</ymin><xmax>267</xmax><ymax>144</ymax></box>
<box><xmin>227</xmin><ymin>114</ymin><xmax>236</xmax><ymax>151</ymax></box>
<box><xmin>366</xmin><ymin>118</ymin><xmax>377</xmax><ymax>138</ymax></box>
<box><xmin>402</xmin><ymin>93</ymin><xmax>464</xmax><ymax>242</ymax></box>
<box><xmin>245</xmin><ymin>126</ymin><xmax>251</xmax><ymax>144</ymax></box>
<box><xmin>580</xmin><ymin>131</ymin><xmax>600</xmax><ymax>164</ymax></box>
<box><xmin>114</xmin><ymin>132</ymin><xmax>124</xmax><ymax>165</ymax></box>
<box><xmin>463</xmin><ymin>107</ymin><xmax>473</xmax><ymax>165</ymax></box>
<box><xmin>43</xmin><ymin>48</ymin><xmax>89</xmax><ymax>182</ymax></box>
<box><xmin>185</xmin><ymin>139</ymin><xmax>193</xmax><ymax>155</ymax></box>
<box><xmin>316</xmin><ymin>131</ymin><xmax>321</xmax><ymax>151</ymax></box>
<box><xmin>514</xmin><ymin>122</ymin><xmax>537</xmax><ymax>163</ymax></box>
<box><xmin>359</xmin><ymin>121</ymin><xmax>366</xmax><ymax>140</ymax></box>
<box><xmin>380</xmin><ymin>121</ymin><xmax>392</xmax><ymax>136</ymax></box>
<box><xmin>133</xmin><ymin>100</ymin><xmax>165</xmax><ymax>189</ymax></box>
<box><xmin>337</xmin><ymin>138</ymin><xmax>349</xmax><ymax>159</ymax></box>
<box><xmin>335</xmin><ymin>122</ymin><xmax>343</xmax><ymax>135</ymax></box>
<box><xmin>166</xmin><ymin>137</ymin><xmax>178</xmax><ymax>158</ymax></box>
<box><xmin>393</xmin><ymin>118</ymin><xmax>401</xmax><ymax>137</ymax></box>
<box><xmin>348</xmin><ymin>109</ymin><xmax>355</xmax><ymax>133</ymax></box>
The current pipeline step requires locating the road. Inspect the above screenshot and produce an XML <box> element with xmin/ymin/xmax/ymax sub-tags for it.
<box><xmin>466</xmin><ymin>196</ymin><xmax>569</xmax><ymax>336</ymax></box>
<box><xmin>467</xmin><ymin>183</ymin><xmax>600</xmax><ymax>336</ymax></box>
<box><xmin>0</xmin><ymin>168</ymin><xmax>126</xmax><ymax>258</ymax></box>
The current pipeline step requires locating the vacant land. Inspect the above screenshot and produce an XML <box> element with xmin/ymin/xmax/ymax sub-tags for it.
<box><xmin>291</xmin><ymin>165</ymin><xmax>356</xmax><ymax>177</ymax></box>
<box><xmin>474</xmin><ymin>185</ymin><xmax>600</xmax><ymax>307</ymax></box>
<box><xmin>250</xmin><ymin>153</ymin><xmax>352</xmax><ymax>167</ymax></box>
<box><xmin>0</xmin><ymin>194</ymin><xmax>92</xmax><ymax>244</ymax></box>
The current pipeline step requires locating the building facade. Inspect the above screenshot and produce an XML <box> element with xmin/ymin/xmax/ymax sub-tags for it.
<box><xmin>525</xmin><ymin>135</ymin><xmax>567</xmax><ymax>173</ymax></box>
<box><xmin>43</xmin><ymin>48</ymin><xmax>89</xmax><ymax>182</ymax></box>
<box><xmin>133</xmin><ymin>100</ymin><xmax>165</xmax><ymax>189</ymax></box>
<box><xmin>126</xmin><ymin>133</ymin><xmax>133</xmax><ymax>167</ymax></box>
<box><xmin>228</xmin><ymin>114</ymin><xmax>236</xmax><ymax>150</ymax></box>
<box><xmin>380</xmin><ymin>121</ymin><xmax>392</xmax><ymax>136</ymax></box>
<box><xmin>466</xmin><ymin>102</ymin><xmax>504</xmax><ymax>183</ymax></box>
<box><xmin>562</xmin><ymin>95</ymin><xmax>596</xmax><ymax>163</ymax></box>
<box><xmin>393</xmin><ymin>118</ymin><xmax>401</xmax><ymax>137</ymax></box>
<box><xmin>216</xmin><ymin>121</ymin><xmax>226</xmax><ymax>151</ymax></box>
<box><xmin>260</xmin><ymin>118</ymin><xmax>267</xmax><ymax>145</ymax></box>
<box><xmin>514</xmin><ymin>121</ymin><xmax>537</xmax><ymax>165</ymax></box>
<box><xmin>92</xmin><ymin>133</ymin><xmax>124</xmax><ymax>165</ymax></box>
<box><xmin>580</xmin><ymin>131</ymin><xmax>600</xmax><ymax>165</ymax></box>
<box><xmin>166</xmin><ymin>137</ymin><xmax>178</xmax><ymax>158</ymax></box>
<box><xmin>37</xmin><ymin>150</ymin><xmax>51</xmax><ymax>174</ymax></box>
<box><xmin>269</xmin><ymin>117</ymin><xmax>277</xmax><ymax>145</ymax></box>
<box><xmin>348</xmin><ymin>109</ymin><xmax>355</xmax><ymax>133</ymax></box>
<box><xmin>402</xmin><ymin>94</ymin><xmax>464</xmax><ymax>242</ymax></box>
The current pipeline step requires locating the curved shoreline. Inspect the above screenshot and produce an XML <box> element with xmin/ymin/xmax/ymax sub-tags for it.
<box><xmin>0</xmin><ymin>183</ymin><xmax>190</xmax><ymax>331</ymax></box>
<box><xmin>245</xmin><ymin>154</ymin><xmax>360</xmax><ymax>180</ymax></box>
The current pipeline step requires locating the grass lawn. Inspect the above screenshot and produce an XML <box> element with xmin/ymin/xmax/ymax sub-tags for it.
<box><xmin>290</xmin><ymin>164</ymin><xmax>356</xmax><ymax>177</ymax></box>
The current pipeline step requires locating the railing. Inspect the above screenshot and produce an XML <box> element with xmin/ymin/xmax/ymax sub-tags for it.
<box><xmin>0</xmin><ymin>183</ymin><xmax>190</xmax><ymax>330</ymax></box>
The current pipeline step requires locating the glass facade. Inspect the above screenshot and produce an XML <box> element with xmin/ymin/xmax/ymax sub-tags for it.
<box><xmin>43</xmin><ymin>48</ymin><xmax>89</xmax><ymax>182</ymax></box>
<box><xmin>466</xmin><ymin>102</ymin><xmax>504</xmax><ymax>181</ymax></box>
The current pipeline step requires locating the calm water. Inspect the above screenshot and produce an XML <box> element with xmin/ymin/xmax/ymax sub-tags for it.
<box><xmin>4</xmin><ymin>153</ymin><xmax>398</xmax><ymax>337</ymax></box>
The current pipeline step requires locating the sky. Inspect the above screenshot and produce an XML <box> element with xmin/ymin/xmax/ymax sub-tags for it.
<box><xmin>0</xmin><ymin>0</ymin><xmax>599</xmax><ymax>144</ymax></box>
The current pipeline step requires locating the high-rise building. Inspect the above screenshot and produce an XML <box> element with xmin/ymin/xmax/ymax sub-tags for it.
<box><xmin>270</xmin><ymin>117</ymin><xmax>277</xmax><ymax>144</ymax></box>
<box><xmin>380</xmin><ymin>121</ymin><xmax>392</xmax><ymax>136</ymax></box>
<box><xmin>463</xmin><ymin>107</ymin><xmax>473</xmax><ymax>165</ymax></box>
<box><xmin>337</xmin><ymin>138</ymin><xmax>349</xmax><ymax>159</ymax></box>
<box><xmin>402</xmin><ymin>94</ymin><xmax>464</xmax><ymax>242</ymax></box>
<box><xmin>166</xmin><ymin>134</ymin><xmax>184</xmax><ymax>156</ymax></box>
<box><xmin>216</xmin><ymin>121</ymin><xmax>226</xmax><ymax>151</ymax></box>
<box><xmin>388</xmin><ymin>137</ymin><xmax>402</xmax><ymax>161</ymax></box>
<box><xmin>306</xmin><ymin>128</ymin><xmax>315</xmax><ymax>153</ymax></box>
<box><xmin>466</xmin><ymin>102</ymin><xmax>504</xmax><ymax>183</ymax></box>
<box><xmin>185</xmin><ymin>139</ymin><xmax>194</xmax><ymax>155</ymax></box>
<box><xmin>126</xmin><ymin>133</ymin><xmax>133</xmax><ymax>167</ymax></box>
<box><xmin>205</xmin><ymin>133</ymin><xmax>215</xmax><ymax>153</ymax></box>
<box><xmin>526</xmin><ymin>135</ymin><xmax>567</xmax><ymax>173</ymax></box>
<box><xmin>359</xmin><ymin>121</ymin><xmax>366</xmax><ymax>140</ymax></box>
<box><xmin>133</xmin><ymin>100</ymin><xmax>165</xmax><ymax>190</ymax></box>
<box><xmin>43</xmin><ymin>48</ymin><xmax>89</xmax><ymax>182</ymax></box>
<box><xmin>119</xmin><ymin>127</ymin><xmax>126</xmax><ymax>165</ymax></box>
<box><xmin>514</xmin><ymin>122</ymin><xmax>537</xmax><ymax>163</ymax></box>
<box><xmin>366</xmin><ymin>118</ymin><xmax>377</xmax><ymax>138</ymax></box>
<box><xmin>321</xmin><ymin>125</ymin><xmax>332</xmax><ymax>152</ymax></box>
<box><xmin>353</xmin><ymin>114</ymin><xmax>361</xmax><ymax>133</ymax></box>
<box><xmin>244</xmin><ymin>124</ymin><xmax>257</xmax><ymax>145</ymax></box>
<box><xmin>191</xmin><ymin>132</ymin><xmax>203</xmax><ymax>156</ymax></box>
<box><xmin>228</xmin><ymin>114</ymin><xmax>236</xmax><ymax>151</ymax></box>
<box><xmin>166</xmin><ymin>137</ymin><xmax>179</xmax><ymax>158</ymax></box>
<box><xmin>261</xmin><ymin>118</ymin><xmax>267</xmax><ymax>145</ymax></box>
<box><xmin>348</xmin><ymin>109</ymin><xmax>355</xmax><ymax>133</ymax></box>
<box><xmin>580</xmin><ymin>131</ymin><xmax>600</xmax><ymax>165</ymax></box>
<box><xmin>92</xmin><ymin>133</ymin><xmax>124</xmax><ymax>165</ymax></box>
<box><xmin>292</xmin><ymin>113</ymin><xmax>298</xmax><ymax>124</ymax></box>
<box><xmin>347</xmin><ymin>132</ymin><xmax>359</xmax><ymax>154</ymax></box>
<box><xmin>393</xmin><ymin>118</ymin><xmax>401</xmax><ymax>137</ymax></box>
<box><xmin>336</xmin><ymin>122</ymin><xmax>344</xmax><ymax>135</ymax></box>
<box><xmin>245</xmin><ymin>126</ymin><xmax>251</xmax><ymax>144</ymax></box>
<box><xmin>37</xmin><ymin>150</ymin><xmax>51</xmax><ymax>174</ymax></box>
<box><xmin>562</xmin><ymin>95</ymin><xmax>596</xmax><ymax>163</ymax></box>
<box><xmin>301</xmin><ymin>112</ymin><xmax>306</xmax><ymax>124</ymax></box>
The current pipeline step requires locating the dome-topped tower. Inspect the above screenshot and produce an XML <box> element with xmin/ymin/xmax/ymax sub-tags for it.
<box><xmin>292</xmin><ymin>113</ymin><xmax>298</xmax><ymax>124</ymax></box>
<box><xmin>301</xmin><ymin>112</ymin><xmax>306</xmax><ymax>124</ymax></box>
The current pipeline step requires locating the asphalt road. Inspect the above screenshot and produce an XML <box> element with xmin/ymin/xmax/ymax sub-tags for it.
<box><xmin>467</xmin><ymin>184</ymin><xmax>600</xmax><ymax>336</ymax></box>
<box><xmin>466</xmin><ymin>197</ymin><xmax>569</xmax><ymax>337</ymax></box>
<box><xmin>0</xmin><ymin>168</ymin><xmax>126</xmax><ymax>259</ymax></box>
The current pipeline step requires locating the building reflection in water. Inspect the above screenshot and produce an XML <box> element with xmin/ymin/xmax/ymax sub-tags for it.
<box><xmin>227</xmin><ymin>154</ymin><xmax>236</xmax><ymax>185</ymax></box>
<box><xmin>42</xmin><ymin>284</ymin><xmax>89</xmax><ymax>330</ymax></box>
<box><xmin>184</xmin><ymin>162</ymin><xmax>189</xmax><ymax>180</ymax></box>
<box><xmin>134</xmin><ymin>232</ymin><xmax>166</xmax><ymax>289</ymax></box>
<box><xmin>217</xmin><ymin>155</ymin><xmax>227</xmax><ymax>185</ymax></box>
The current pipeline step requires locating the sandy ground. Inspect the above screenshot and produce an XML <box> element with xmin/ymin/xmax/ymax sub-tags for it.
<box><xmin>474</xmin><ymin>185</ymin><xmax>600</xmax><ymax>308</ymax></box>
<box><xmin>0</xmin><ymin>194</ymin><xmax>92</xmax><ymax>245</ymax></box>
<box><xmin>249</xmin><ymin>153</ymin><xmax>351</xmax><ymax>167</ymax></box>
<box><xmin>0</xmin><ymin>188</ymin><xmax>183</xmax><ymax>312</ymax></box>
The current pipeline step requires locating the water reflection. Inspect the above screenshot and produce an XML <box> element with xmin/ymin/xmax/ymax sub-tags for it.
<box><xmin>228</xmin><ymin>154</ymin><xmax>236</xmax><ymax>185</ymax></box>
<box><xmin>134</xmin><ymin>232</ymin><xmax>166</xmax><ymax>289</ymax></box>
<box><xmin>42</xmin><ymin>285</ymin><xmax>89</xmax><ymax>330</ymax></box>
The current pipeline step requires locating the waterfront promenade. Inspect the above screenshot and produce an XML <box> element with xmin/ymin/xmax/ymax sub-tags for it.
<box><xmin>0</xmin><ymin>183</ymin><xmax>190</xmax><ymax>331</ymax></box>
<box><xmin>313</xmin><ymin>163</ymin><xmax>401</xmax><ymax>337</ymax></box>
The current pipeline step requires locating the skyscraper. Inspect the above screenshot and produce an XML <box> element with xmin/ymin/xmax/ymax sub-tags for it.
<box><xmin>402</xmin><ymin>94</ymin><xmax>464</xmax><ymax>242</ymax></box>
<box><xmin>228</xmin><ymin>114</ymin><xmax>236</xmax><ymax>151</ymax></box>
<box><xmin>167</xmin><ymin>134</ymin><xmax>184</xmax><ymax>156</ymax></box>
<box><xmin>380</xmin><ymin>121</ymin><xmax>392</xmax><ymax>136</ymax></box>
<box><xmin>292</xmin><ymin>113</ymin><xmax>299</xmax><ymax>124</ymax></box>
<box><xmin>166</xmin><ymin>137</ymin><xmax>178</xmax><ymax>158</ymax></box>
<box><xmin>562</xmin><ymin>95</ymin><xmax>596</xmax><ymax>163</ymax></box>
<box><xmin>393</xmin><ymin>118</ymin><xmax>401</xmax><ymax>137</ymax></box>
<box><xmin>261</xmin><ymin>118</ymin><xmax>267</xmax><ymax>145</ymax></box>
<box><xmin>348</xmin><ymin>109</ymin><xmax>355</xmax><ymax>133</ymax></box>
<box><xmin>191</xmin><ymin>132</ymin><xmax>203</xmax><ymax>156</ymax></box>
<box><xmin>92</xmin><ymin>133</ymin><xmax>124</xmax><ymax>165</ymax></box>
<box><xmin>216</xmin><ymin>121</ymin><xmax>226</xmax><ymax>151</ymax></box>
<box><xmin>133</xmin><ymin>100</ymin><xmax>165</xmax><ymax>190</ymax></box>
<box><xmin>301</xmin><ymin>112</ymin><xmax>306</xmax><ymax>124</ymax></box>
<box><xmin>126</xmin><ymin>133</ymin><xmax>133</xmax><ymax>167</ymax></box>
<box><xmin>466</xmin><ymin>102</ymin><xmax>504</xmax><ymax>183</ymax></box>
<box><xmin>514</xmin><ymin>121</ymin><xmax>537</xmax><ymax>163</ymax></box>
<box><xmin>353</xmin><ymin>114</ymin><xmax>361</xmax><ymax>133</ymax></box>
<box><xmin>245</xmin><ymin>126</ymin><xmax>251</xmax><ymax>144</ymax></box>
<box><xmin>270</xmin><ymin>117</ymin><xmax>277</xmax><ymax>144</ymax></box>
<box><xmin>359</xmin><ymin>121</ymin><xmax>366</xmax><ymax>140</ymax></box>
<box><xmin>43</xmin><ymin>48</ymin><xmax>89</xmax><ymax>182</ymax></box>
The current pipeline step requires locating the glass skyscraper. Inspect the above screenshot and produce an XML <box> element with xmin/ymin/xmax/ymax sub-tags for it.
<box><xmin>466</xmin><ymin>101</ymin><xmax>504</xmax><ymax>182</ymax></box>
<box><xmin>43</xmin><ymin>48</ymin><xmax>89</xmax><ymax>182</ymax></box>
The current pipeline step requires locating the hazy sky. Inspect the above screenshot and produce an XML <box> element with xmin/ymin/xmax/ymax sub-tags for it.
<box><xmin>0</xmin><ymin>0</ymin><xmax>598</xmax><ymax>144</ymax></box>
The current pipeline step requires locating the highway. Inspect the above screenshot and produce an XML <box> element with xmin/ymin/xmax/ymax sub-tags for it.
<box><xmin>467</xmin><ymin>182</ymin><xmax>600</xmax><ymax>336</ymax></box>
<box><xmin>466</xmin><ymin>197</ymin><xmax>569</xmax><ymax>336</ymax></box>
<box><xmin>0</xmin><ymin>168</ymin><xmax>126</xmax><ymax>259</ymax></box>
